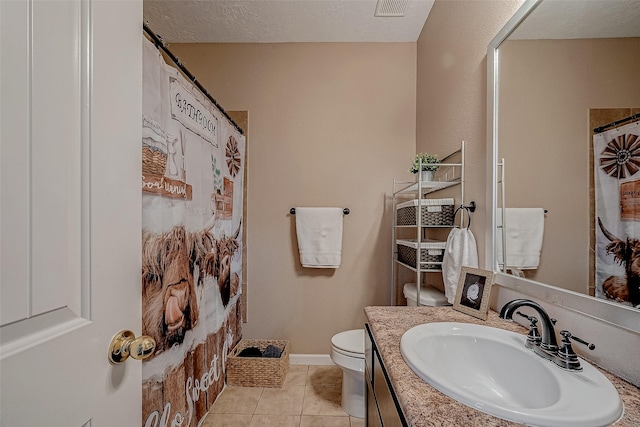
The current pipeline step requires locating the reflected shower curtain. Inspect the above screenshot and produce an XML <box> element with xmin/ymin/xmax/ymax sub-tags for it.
<box><xmin>594</xmin><ymin>119</ymin><xmax>640</xmax><ymax>309</ymax></box>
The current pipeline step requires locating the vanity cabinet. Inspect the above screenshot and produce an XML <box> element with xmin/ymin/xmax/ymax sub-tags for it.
<box><xmin>365</xmin><ymin>323</ymin><xmax>407</xmax><ymax>427</ymax></box>
<box><xmin>391</xmin><ymin>141</ymin><xmax>468</xmax><ymax>305</ymax></box>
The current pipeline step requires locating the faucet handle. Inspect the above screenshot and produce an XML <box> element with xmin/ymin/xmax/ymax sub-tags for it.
<box><xmin>560</xmin><ymin>330</ymin><xmax>595</xmax><ymax>350</ymax></box>
<box><xmin>516</xmin><ymin>311</ymin><xmax>542</xmax><ymax>348</ymax></box>
<box><xmin>556</xmin><ymin>330</ymin><xmax>595</xmax><ymax>371</ymax></box>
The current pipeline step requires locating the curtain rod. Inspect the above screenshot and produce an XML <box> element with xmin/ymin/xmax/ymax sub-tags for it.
<box><xmin>593</xmin><ymin>112</ymin><xmax>640</xmax><ymax>134</ymax></box>
<box><xmin>143</xmin><ymin>23</ymin><xmax>244</xmax><ymax>135</ymax></box>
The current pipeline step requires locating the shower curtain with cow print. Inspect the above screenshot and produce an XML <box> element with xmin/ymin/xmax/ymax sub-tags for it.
<box><xmin>594</xmin><ymin>119</ymin><xmax>640</xmax><ymax>309</ymax></box>
<box><xmin>141</xmin><ymin>38</ymin><xmax>245</xmax><ymax>426</ymax></box>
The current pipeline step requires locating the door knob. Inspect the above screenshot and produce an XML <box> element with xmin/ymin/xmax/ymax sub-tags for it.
<box><xmin>108</xmin><ymin>330</ymin><xmax>156</xmax><ymax>364</ymax></box>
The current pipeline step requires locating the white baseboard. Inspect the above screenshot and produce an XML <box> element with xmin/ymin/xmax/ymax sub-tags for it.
<box><xmin>289</xmin><ymin>354</ymin><xmax>334</xmax><ymax>365</ymax></box>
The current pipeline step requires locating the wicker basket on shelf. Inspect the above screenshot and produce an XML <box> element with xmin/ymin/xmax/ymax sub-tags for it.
<box><xmin>396</xmin><ymin>239</ymin><xmax>446</xmax><ymax>270</ymax></box>
<box><xmin>396</xmin><ymin>198</ymin><xmax>455</xmax><ymax>226</ymax></box>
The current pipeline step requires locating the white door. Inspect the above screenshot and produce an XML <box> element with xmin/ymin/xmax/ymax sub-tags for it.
<box><xmin>1</xmin><ymin>1</ymin><xmax>143</xmax><ymax>425</ymax></box>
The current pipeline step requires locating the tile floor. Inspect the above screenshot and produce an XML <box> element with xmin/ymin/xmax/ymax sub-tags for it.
<box><xmin>201</xmin><ymin>364</ymin><xmax>365</xmax><ymax>427</ymax></box>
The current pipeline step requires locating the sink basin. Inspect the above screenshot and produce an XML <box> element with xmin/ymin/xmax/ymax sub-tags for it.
<box><xmin>400</xmin><ymin>322</ymin><xmax>623</xmax><ymax>427</ymax></box>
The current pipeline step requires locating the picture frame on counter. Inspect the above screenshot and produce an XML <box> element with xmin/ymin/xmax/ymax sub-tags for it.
<box><xmin>453</xmin><ymin>266</ymin><xmax>494</xmax><ymax>320</ymax></box>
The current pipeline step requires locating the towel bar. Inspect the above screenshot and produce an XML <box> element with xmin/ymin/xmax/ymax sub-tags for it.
<box><xmin>290</xmin><ymin>207</ymin><xmax>350</xmax><ymax>215</ymax></box>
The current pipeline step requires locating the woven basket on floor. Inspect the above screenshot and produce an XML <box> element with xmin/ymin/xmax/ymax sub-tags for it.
<box><xmin>226</xmin><ymin>339</ymin><xmax>289</xmax><ymax>388</ymax></box>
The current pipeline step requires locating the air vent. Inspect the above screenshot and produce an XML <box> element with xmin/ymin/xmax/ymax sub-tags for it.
<box><xmin>374</xmin><ymin>0</ymin><xmax>408</xmax><ymax>17</ymax></box>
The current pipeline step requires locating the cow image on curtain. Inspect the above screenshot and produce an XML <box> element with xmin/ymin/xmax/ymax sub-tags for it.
<box><xmin>141</xmin><ymin>38</ymin><xmax>245</xmax><ymax>426</ymax></box>
<box><xmin>594</xmin><ymin>119</ymin><xmax>640</xmax><ymax>309</ymax></box>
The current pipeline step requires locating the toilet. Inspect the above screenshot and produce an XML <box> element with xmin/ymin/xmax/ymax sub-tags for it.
<box><xmin>403</xmin><ymin>283</ymin><xmax>450</xmax><ymax>307</ymax></box>
<box><xmin>330</xmin><ymin>285</ymin><xmax>447</xmax><ymax>418</ymax></box>
<box><xmin>330</xmin><ymin>329</ymin><xmax>365</xmax><ymax>418</ymax></box>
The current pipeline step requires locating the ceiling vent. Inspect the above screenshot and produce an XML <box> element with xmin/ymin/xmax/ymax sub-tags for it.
<box><xmin>374</xmin><ymin>0</ymin><xmax>409</xmax><ymax>17</ymax></box>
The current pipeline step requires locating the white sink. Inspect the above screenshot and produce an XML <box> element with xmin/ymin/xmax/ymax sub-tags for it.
<box><xmin>400</xmin><ymin>322</ymin><xmax>623</xmax><ymax>427</ymax></box>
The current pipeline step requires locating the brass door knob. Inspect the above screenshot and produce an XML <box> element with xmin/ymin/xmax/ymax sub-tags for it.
<box><xmin>108</xmin><ymin>330</ymin><xmax>156</xmax><ymax>364</ymax></box>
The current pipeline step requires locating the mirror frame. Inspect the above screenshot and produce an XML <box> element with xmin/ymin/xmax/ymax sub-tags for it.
<box><xmin>485</xmin><ymin>0</ymin><xmax>640</xmax><ymax>334</ymax></box>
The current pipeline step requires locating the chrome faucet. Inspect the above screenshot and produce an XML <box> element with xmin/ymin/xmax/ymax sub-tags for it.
<box><xmin>499</xmin><ymin>299</ymin><xmax>595</xmax><ymax>371</ymax></box>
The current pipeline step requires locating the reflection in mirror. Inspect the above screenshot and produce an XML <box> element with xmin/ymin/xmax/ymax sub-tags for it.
<box><xmin>487</xmin><ymin>0</ymin><xmax>640</xmax><ymax>333</ymax></box>
<box><xmin>498</xmin><ymin>0</ymin><xmax>640</xmax><ymax>295</ymax></box>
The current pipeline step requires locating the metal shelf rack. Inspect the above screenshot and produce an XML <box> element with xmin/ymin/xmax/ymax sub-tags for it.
<box><xmin>391</xmin><ymin>141</ymin><xmax>468</xmax><ymax>306</ymax></box>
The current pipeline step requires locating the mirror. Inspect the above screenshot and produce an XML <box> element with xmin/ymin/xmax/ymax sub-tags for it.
<box><xmin>486</xmin><ymin>0</ymin><xmax>640</xmax><ymax>333</ymax></box>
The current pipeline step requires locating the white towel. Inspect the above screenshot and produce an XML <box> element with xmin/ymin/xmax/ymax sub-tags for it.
<box><xmin>496</xmin><ymin>208</ymin><xmax>545</xmax><ymax>270</ymax></box>
<box><xmin>295</xmin><ymin>207</ymin><xmax>343</xmax><ymax>268</ymax></box>
<box><xmin>442</xmin><ymin>228</ymin><xmax>478</xmax><ymax>304</ymax></box>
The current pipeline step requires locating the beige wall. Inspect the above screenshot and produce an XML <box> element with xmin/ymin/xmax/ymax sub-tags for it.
<box><xmin>170</xmin><ymin>43</ymin><xmax>416</xmax><ymax>353</ymax></box>
<box><xmin>499</xmin><ymin>38</ymin><xmax>640</xmax><ymax>293</ymax></box>
<box><xmin>416</xmin><ymin>0</ymin><xmax>524</xmax><ymax>277</ymax></box>
<box><xmin>168</xmin><ymin>0</ymin><xmax>527</xmax><ymax>354</ymax></box>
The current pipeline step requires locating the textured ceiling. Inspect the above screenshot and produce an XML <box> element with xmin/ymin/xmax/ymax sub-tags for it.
<box><xmin>511</xmin><ymin>0</ymin><xmax>640</xmax><ymax>40</ymax></box>
<box><xmin>143</xmin><ymin>0</ymin><xmax>436</xmax><ymax>43</ymax></box>
<box><xmin>143</xmin><ymin>0</ymin><xmax>640</xmax><ymax>44</ymax></box>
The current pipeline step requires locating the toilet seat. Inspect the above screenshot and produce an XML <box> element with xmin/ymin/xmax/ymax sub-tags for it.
<box><xmin>331</xmin><ymin>329</ymin><xmax>364</xmax><ymax>359</ymax></box>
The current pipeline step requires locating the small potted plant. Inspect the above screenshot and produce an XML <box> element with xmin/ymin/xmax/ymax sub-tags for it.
<box><xmin>409</xmin><ymin>153</ymin><xmax>440</xmax><ymax>181</ymax></box>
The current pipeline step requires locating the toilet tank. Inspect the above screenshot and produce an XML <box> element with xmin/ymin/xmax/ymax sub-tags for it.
<box><xmin>403</xmin><ymin>283</ymin><xmax>450</xmax><ymax>307</ymax></box>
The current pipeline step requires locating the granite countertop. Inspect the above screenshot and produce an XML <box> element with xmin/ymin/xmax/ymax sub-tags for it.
<box><xmin>365</xmin><ymin>306</ymin><xmax>640</xmax><ymax>427</ymax></box>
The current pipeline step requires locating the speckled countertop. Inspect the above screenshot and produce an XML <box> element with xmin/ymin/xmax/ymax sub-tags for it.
<box><xmin>365</xmin><ymin>306</ymin><xmax>640</xmax><ymax>427</ymax></box>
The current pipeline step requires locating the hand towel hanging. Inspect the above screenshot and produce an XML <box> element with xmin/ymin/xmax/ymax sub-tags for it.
<box><xmin>442</xmin><ymin>227</ymin><xmax>479</xmax><ymax>304</ymax></box>
<box><xmin>497</xmin><ymin>208</ymin><xmax>545</xmax><ymax>270</ymax></box>
<box><xmin>295</xmin><ymin>207</ymin><xmax>343</xmax><ymax>268</ymax></box>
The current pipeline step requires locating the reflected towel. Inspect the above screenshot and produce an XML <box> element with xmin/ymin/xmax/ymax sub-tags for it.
<box><xmin>295</xmin><ymin>207</ymin><xmax>343</xmax><ymax>268</ymax></box>
<box><xmin>497</xmin><ymin>208</ymin><xmax>545</xmax><ymax>269</ymax></box>
<box><xmin>442</xmin><ymin>228</ymin><xmax>479</xmax><ymax>304</ymax></box>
